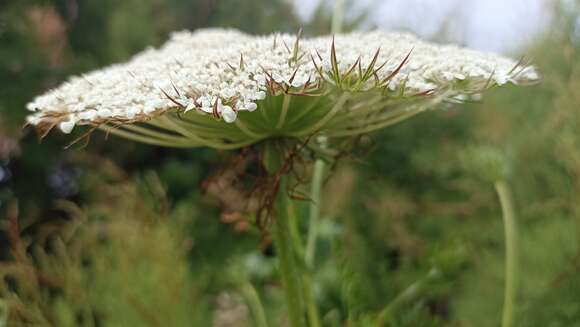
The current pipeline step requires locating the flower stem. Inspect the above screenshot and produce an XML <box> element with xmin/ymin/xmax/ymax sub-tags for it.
<box><xmin>273</xmin><ymin>175</ymin><xmax>306</xmax><ymax>327</ymax></box>
<box><xmin>331</xmin><ymin>0</ymin><xmax>344</xmax><ymax>34</ymax></box>
<box><xmin>495</xmin><ymin>181</ymin><xmax>518</xmax><ymax>327</ymax></box>
<box><xmin>376</xmin><ymin>268</ymin><xmax>440</xmax><ymax>325</ymax></box>
<box><xmin>303</xmin><ymin>137</ymin><xmax>328</xmax><ymax>327</ymax></box>
<box><xmin>305</xmin><ymin>156</ymin><xmax>325</xmax><ymax>268</ymax></box>
<box><xmin>288</xmin><ymin>202</ymin><xmax>322</xmax><ymax>327</ymax></box>
<box><xmin>239</xmin><ymin>282</ymin><xmax>269</xmax><ymax>327</ymax></box>
<box><xmin>302</xmin><ymin>274</ymin><xmax>322</xmax><ymax>327</ymax></box>
<box><xmin>276</xmin><ymin>94</ymin><xmax>292</xmax><ymax>129</ymax></box>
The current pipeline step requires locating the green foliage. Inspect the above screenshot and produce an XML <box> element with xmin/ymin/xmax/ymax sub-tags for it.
<box><xmin>0</xmin><ymin>176</ymin><xmax>207</xmax><ymax>326</ymax></box>
<box><xmin>343</xmin><ymin>16</ymin><xmax>580</xmax><ymax>326</ymax></box>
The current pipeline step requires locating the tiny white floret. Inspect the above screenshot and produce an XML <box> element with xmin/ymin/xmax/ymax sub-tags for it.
<box><xmin>221</xmin><ymin>106</ymin><xmax>237</xmax><ymax>123</ymax></box>
<box><xmin>59</xmin><ymin>120</ymin><xmax>76</xmax><ymax>134</ymax></box>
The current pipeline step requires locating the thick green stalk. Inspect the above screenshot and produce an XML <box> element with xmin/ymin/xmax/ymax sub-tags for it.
<box><xmin>273</xmin><ymin>175</ymin><xmax>306</xmax><ymax>327</ymax></box>
<box><xmin>495</xmin><ymin>181</ymin><xmax>518</xmax><ymax>327</ymax></box>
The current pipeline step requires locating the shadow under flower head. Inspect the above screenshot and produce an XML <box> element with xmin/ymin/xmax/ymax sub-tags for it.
<box><xmin>26</xmin><ymin>28</ymin><xmax>538</xmax><ymax>149</ymax></box>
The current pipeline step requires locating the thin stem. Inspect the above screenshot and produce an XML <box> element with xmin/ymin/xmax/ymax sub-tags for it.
<box><xmin>302</xmin><ymin>275</ymin><xmax>322</xmax><ymax>327</ymax></box>
<box><xmin>235</xmin><ymin>119</ymin><xmax>267</xmax><ymax>139</ymax></box>
<box><xmin>239</xmin><ymin>282</ymin><xmax>269</xmax><ymax>327</ymax></box>
<box><xmin>276</xmin><ymin>94</ymin><xmax>292</xmax><ymax>129</ymax></box>
<box><xmin>153</xmin><ymin>116</ymin><xmax>257</xmax><ymax>150</ymax></box>
<box><xmin>285</xmin><ymin>96</ymin><xmax>323</xmax><ymax>126</ymax></box>
<box><xmin>272</xmin><ymin>175</ymin><xmax>306</xmax><ymax>327</ymax></box>
<box><xmin>173</xmin><ymin>115</ymin><xmax>247</xmax><ymax>139</ymax></box>
<box><xmin>288</xmin><ymin>201</ymin><xmax>322</xmax><ymax>327</ymax></box>
<box><xmin>287</xmin><ymin>201</ymin><xmax>306</xmax><ymax>258</ymax></box>
<box><xmin>331</xmin><ymin>0</ymin><xmax>344</xmax><ymax>34</ymax></box>
<box><xmin>495</xmin><ymin>181</ymin><xmax>518</xmax><ymax>327</ymax></box>
<box><xmin>329</xmin><ymin>97</ymin><xmax>427</xmax><ymax>126</ymax></box>
<box><xmin>156</xmin><ymin>116</ymin><xmax>222</xmax><ymax>148</ymax></box>
<box><xmin>122</xmin><ymin>124</ymin><xmax>192</xmax><ymax>143</ymax></box>
<box><xmin>327</xmin><ymin>108</ymin><xmax>422</xmax><ymax>137</ymax></box>
<box><xmin>290</xmin><ymin>93</ymin><xmax>349</xmax><ymax>137</ymax></box>
<box><xmin>99</xmin><ymin>125</ymin><xmax>198</xmax><ymax>148</ymax></box>
<box><xmin>305</xmin><ymin>158</ymin><xmax>325</xmax><ymax>268</ymax></box>
<box><xmin>376</xmin><ymin>268</ymin><xmax>440</xmax><ymax>325</ymax></box>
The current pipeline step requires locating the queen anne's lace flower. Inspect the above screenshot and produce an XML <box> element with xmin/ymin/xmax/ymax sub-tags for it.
<box><xmin>26</xmin><ymin>29</ymin><xmax>538</xmax><ymax>148</ymax></box>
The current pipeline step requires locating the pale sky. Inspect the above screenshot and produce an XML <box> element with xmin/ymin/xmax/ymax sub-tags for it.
<box><xmin>293</xmin><ymin>0</ymin><xmax>553</xmax><ymax>54</ymax></box>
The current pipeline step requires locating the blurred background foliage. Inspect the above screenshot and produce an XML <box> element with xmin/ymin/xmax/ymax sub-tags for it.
<box><xmin>1</xmin><ymin>0</ymin><xmax>579</xmax><ymax>326</ymax></box>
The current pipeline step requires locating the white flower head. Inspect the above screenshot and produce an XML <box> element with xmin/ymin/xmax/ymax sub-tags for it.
<box><xmin>26</xmin><ymin>28</ymin><xmax>538</xmax><ymax>149</ymax></box>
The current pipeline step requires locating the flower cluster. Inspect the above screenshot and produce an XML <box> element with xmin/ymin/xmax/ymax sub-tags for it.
<box><xmin>26</xmin><ymin>28</ymin><xmax>538</xmax><ymax>147</ymax></box>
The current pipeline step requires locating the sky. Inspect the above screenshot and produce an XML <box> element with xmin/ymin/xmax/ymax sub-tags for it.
<box><xmin>293</xmin><ymin>0</ymin><xmax>553</xmax><ymax>54</ymax></box>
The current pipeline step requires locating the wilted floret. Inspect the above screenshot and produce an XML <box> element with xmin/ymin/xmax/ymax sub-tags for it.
<box><xmin>26</xmin><ymin>29</ymin><xmax>538</xmax><ymax>148</ymax></box>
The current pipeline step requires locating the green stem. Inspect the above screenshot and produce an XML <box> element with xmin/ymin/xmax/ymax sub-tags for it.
<box><xmin>290</xmin><ymin>93</ymin><xmax>349</xmax><ymax>137</ymax></box>
<box><xmin>303</xmin><ymin>138</ymin><xmax>328</xmax><ymax>327</ymax></box>
<box><xmin>235</xmin><ymin>119</ymin><xmax>267</xmax><ymax>139</ymax></box>
<box><xmin>327</xmin><ymin>108</ymin><xmax>423</xmax><ymax>137</ymax></box>
<box><xmin>288</xmin><ymin>202</ymin><xmax>322</xmax><ymax>327</ymax></box>
<box><xmin>302</xmin><ymin>274</ymin><xmax>322</xmax><ymax>327</ymax></box>
<box><xmin>273</xmin><ymin>175</ymin><xmax>306</xmax><ymax>327</ymax></box>
<box><xmin>376</xmin><ymin>268</ymin><xmax>440</xmax><ymax>325</ymax></box>
<box><xmin>495</xmin><ymin>181</ymin><xmax>518</xmax><ymax>327</ymax></box>
<box><xmin>239</xmin><ymin>282</ymin><xmax>269</xmax><ymax>327</ymax></box>
<box><xmin>276</xmin><ymin>94</ymin><xmax>292</xmax><ymax>129</ymax></box>
<box><xmin>0</xmin><ymin>300</ymin><xmax>7</xmax><ymax>326</ymax></box>
<box><xmin>305</xmin><ymin>157</ymin><xmax>325</xmax><ymax>268</ymax></box>
<box><xmin>331</xmin><ymin>0</ymin><xmax>344</xmax><ymax>34</ymax></box>
<box><xmin>288</xmin><ymin>201</ymin><xmax>306</xmax><ymax>258</ymax></box>
<box><xmin>100</xmin><ymin>125</ymin><xmax>198</xmax><ymax>148</ymax></box>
